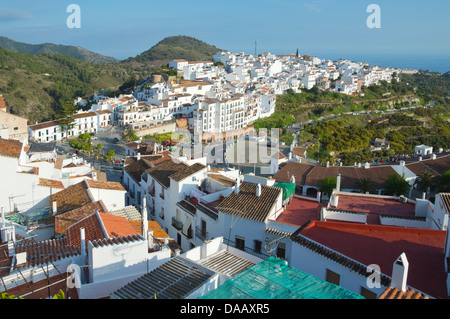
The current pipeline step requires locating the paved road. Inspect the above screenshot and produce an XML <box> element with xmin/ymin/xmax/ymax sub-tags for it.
<box><xmin>54</xmin><ymin>126</ymin><xmax>127</xmax><ymax>183</ymax></box>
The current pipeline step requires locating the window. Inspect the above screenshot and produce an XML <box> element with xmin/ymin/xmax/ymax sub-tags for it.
<box><xmin>235</xmin><ymin>236</ymin><xmax>245</xmax><ymax>251</ymax></box>
<box><xmin>201</xmin><ymin>219</ymin><xmax>207</xmax><ymax>238</ymax></box>
<box><xmin>254</xmin><ymin>240</ymin><xmax>262</xmax><ymax>253</ymax></box>
<box><xmin>326</xmin><ymin>269</ymin><xmax>341</xmax><ymax>286</ymax></box>
<box><xmin>276</xmin><ymin>243</ymin><xmax>286</xmax><ymax>259</ymax></box>
<box><xmin>360</xmin><ymin>287</ymin><xmax>377</xmax><ymax>299</ymax></box>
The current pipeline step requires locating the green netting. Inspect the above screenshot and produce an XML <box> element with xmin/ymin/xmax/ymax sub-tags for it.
<box><xmin>274</xmin><ymin>182</ymin><xmax>296</xmax><ymax>200</ymax></box>
<box><xmin>199</xmin><ymin>257</ymin><xmax>365</xmax><ymax>299</ymax></box>
<box><xmin>5</xmin><ymin>207</ymin><xmax>51</xmax><ymax>226</ymax></box>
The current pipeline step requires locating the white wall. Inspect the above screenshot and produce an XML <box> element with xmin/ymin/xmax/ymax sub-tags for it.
<box><xmin>290</xmin><ymin>238</ymin><xmax>386</xmax><ymax>297</ymax></box>
<box><xmin>88</xmin><ymin>238</ymin><xmax>148</xmax><ymax>283</ymax></box>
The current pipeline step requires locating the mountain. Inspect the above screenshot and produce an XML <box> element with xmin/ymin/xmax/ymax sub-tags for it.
<box><xmin>0</xmin><ymin>48</ymin><xmax>136</xmax><ymax>123</ymax></box>
<box><xmin>0</xmin><ymin>36</ymin><xmax>119</xmax><ymax>64</ymax></box>
<box><xmin>124</xmin><ymin>35</ymin><xmax>222</xmax><ymax>68</ymax></box>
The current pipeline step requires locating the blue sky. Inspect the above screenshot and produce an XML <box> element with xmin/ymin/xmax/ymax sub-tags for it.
<box><xmin>0</xmin><ymin>0</ymin><xmax>449</xmax><ymax>70</ymax></box>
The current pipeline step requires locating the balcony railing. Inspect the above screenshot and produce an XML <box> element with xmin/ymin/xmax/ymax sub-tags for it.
<box><xmin>172</xmin><ymin>217</ymin><xmax>182</xmax><ymax>230</ymax></box>
<box><xmin>195</xmin><ymin>226</ymin><xmax>209</xmax><ymax>241</ymax></box>
<box><xmin>223</xmin><ymin>238</ymin><xmax>270</xmax><ymax>260</ymax></box>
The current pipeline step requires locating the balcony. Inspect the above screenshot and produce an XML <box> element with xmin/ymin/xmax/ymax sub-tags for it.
<box><xmin>159</xmin><ymin>193</ymin><xmax>165</xmax><ymax>200</ymax></box>
<box><xmin>222</xmin><ymin>238</ymin><xmax>270</xmax><ymax>260</ymax></box>
<box><xmin>172</xmin><ymin>217</ymin><xmax>183</xmax><ymax>231</ymax></box>
<box><xmin>195</xmin><ymin>226</ymin><xmax>209</xmax><ymax>241</ymax></box>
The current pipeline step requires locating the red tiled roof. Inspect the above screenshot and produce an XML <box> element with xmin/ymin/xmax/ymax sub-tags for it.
<box><xmin>295</xmin><ymin>220</ymin><xmax>447</xmax><ymax>298</ymax></box>
<box><xmin>0</xmin><ymin>95</ymin><xmax>6</xmax><ymax>109</ymax></box>
<box><xmin>38</xmin><ymin>178</ymin><xmax>65</xmax><ymax>190</ymax></box>
<box><xmin>55</xmin><ymin>200</ymin><xmax>108</xmax><ymax>236</ymax></box>
<box><xmin>0</xmin><ymin>137</ymin><xmax>22</xmax><ymax>158</ymax></box>
<box><xmin>334</xmin><ymin>194</ymin><xmax>417</xmax><ymax>224</ymax></box>
<box><xmin>66</xmin><ymin>211</ymin><xmax>138</xmax><ymax>249</ymax></box>
<box><xmin>218</xmin><ymin>182</ymin><xmax>282</xmax><ymax>222</ymax></box>
<box><xmin>378</xmin><ymin>286</ymin><xmax>429</xmax><ymax>299</ymax></box>
<box><xmin>86</xmin><ymin>179</ymin><xmax>126</xmax><ymax>191</ymax></box>
<box><xmin>49</xmin><ymin>180</ymin><xmax>93</xmax><ymax>216</ymax></box>
<box><xmin>272</xmin><ymin>197</ymin><xmax>326</xmax><ymax>227</ymax></box>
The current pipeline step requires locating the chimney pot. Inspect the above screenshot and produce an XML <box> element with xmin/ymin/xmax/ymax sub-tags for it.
<box><xmin>391</xmin><ymin>253</ymin><xmax>409</xmax><ymax>292</ymax></box>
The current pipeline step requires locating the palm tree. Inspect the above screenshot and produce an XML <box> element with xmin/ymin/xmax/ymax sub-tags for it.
<box><xmin>356</xmin><ymin>178</ymin><xmax>375</xmax><ymax>194</ymax></box>
<box><xmin>417</xmin><ymin>170</ymin><xmax>435</xmax><ymax>197</ymax></box>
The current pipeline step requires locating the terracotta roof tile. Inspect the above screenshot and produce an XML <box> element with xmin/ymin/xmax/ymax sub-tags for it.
<box><xmin>207</xmin><ymin>173</ymin><xmax>236</xmax><ymax>187</ymax></box>
<box><xmin>49</xmin><ymin>180</ymin><xmax>94</xmax><ymax>216</ymax></box>
<box><xmin>0</xmin><ymin>137</ymin><xmax>22</xmax><ymax>158</ymax></box>
<box><xmin>38</xmin><ymin>178</ymin><xmax>65</xmax><ymax>190</ymax></box>
<box><xmin>146</xmin><ymin>160</ymin><xmax>206</xmax><ymax>188</ymax></box>
<box><xmin>217</xmin><ymin>182</ymin><xmax>282</xmax><ymax>222</ymax></box>
<box><xmin>86</xmin><ymin>179</ymin><xmax>126</xmax><ymax>191</ymax></box>
<box><xmin>14</xmin><ymin>237</ymin><xmax>80</xmax><ymax>268</ymax></box>
<box><xmin>54</xmin><ymin>200</ymin><xmax>108</xmax><ymax>236</ymax></box>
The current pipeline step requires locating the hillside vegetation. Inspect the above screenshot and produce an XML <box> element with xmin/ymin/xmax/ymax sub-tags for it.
<box><xmin>0</xmin><ymin>35</ymin><xmax>224</xmax><ymax>123</ymax></box>
<box><xmin>122</xmin><ymin>35</ymin><xmax>221</xmax><ymax>71</ymax></box>
<box><xmin>0</xmin><ymin>36</ymin><xmax>119</xmax><ymax>64</ymax></box>
<box><xmin>0</xmin><ymin>48</ymin><xmax>134</xmax><ymax>122</ymax></box>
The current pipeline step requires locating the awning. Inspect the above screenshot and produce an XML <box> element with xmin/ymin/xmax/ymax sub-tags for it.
<box><xmin>182</xmin><ymin>216</ymin><xmax>192</xmax><ymax>236</ymax></box>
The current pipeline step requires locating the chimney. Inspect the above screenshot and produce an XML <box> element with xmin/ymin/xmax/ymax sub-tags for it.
<box><xmin>290</xmin><ymin>175</ymin><xmax>296</xmax><ymax>184</ymax></box>
<box><xmin>439</xmin><ymin>148</ymin><xmax>443</xmax><ymax>153</ymax></box>
<box><xmin>148</xmin><ymin>229</ymin><xmax>154</xmax><ymax>249</ymax></box>
<box><xmin>234</xmin><ymin>178</ymin><xmax>240</xmax><ymax>194</ymax></box>
<box><xmin>336</xmin><ymin>174</ymin><xmax>341</xmax><ymax>192</ymax></box>
<box><xmin>431</xmin><ymin>154</ymin><xmax>437</xmax><ymax>160</ymax></box>
<box><xmin>80</xmin><ymin>227</ymin><xmax>86</xmax><ymax>263</ymax></box>
<box><xmin>422</xmin><ymin>192</ymin><xmax>426</xmax><ymax>200</ymax></box>
<box><xmin>52</xmin><ymin>201</ymin><xmax>57</xmax><ymax>216</ymax></box>
<box><xmin>418</xmin><ymin>156</ymin><xmax>422</xmax><ymax>161</ymax></box>
<box><xmin>391</xmin><ymin>253</ymin><xmax>409</xmax><ymax>292</ymax></box>
<box><xmin>399</xmin><ymin>160</ymin><xmax>405</xmax><ymax>167</ymax></box>
<box><xmin>137</xmin><ymin>152</ymin><xmax>141</xmax><ymax>161</ymax></box>
<box><xmin>256</xmin><ymin>183</ymin><xmax>261</xmax><ymax>197</ymax></box>
<box><xmin>317</xmin><ymin>191</ymin><xmax>321</xmax><ymax>202</ymax></box>
<box><xmin>364</xmin><ymin>162</ymin><xmax>370</xmax><ymax>169</ymax></box>
<box><xmin>1</xmin><ymin>207</ymin><xmax>5</xmax><ymax>228</ymax></box>
<box><xmin>326</xmin><ymin>161</ymin><xmax>329</xmax><ymax>168</ymax></box>
<box><xmin>330</xmin><ymin>192</ymin><xmax>339</xmax><ymax>207</ymax></box>
<box><xmin>142</xmin><ymin>196</ymin><xmax>148</xmax><ymax>240</ymax></box>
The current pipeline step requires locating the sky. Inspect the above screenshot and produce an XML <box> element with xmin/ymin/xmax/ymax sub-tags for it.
<box><xmin>0</xmin><ymin>0</ymin><xmax>449</xmax><ymax>72</ymax></box>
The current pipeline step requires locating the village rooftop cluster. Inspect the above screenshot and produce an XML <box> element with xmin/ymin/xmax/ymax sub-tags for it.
<box><xmin>2</xmin><ymin>50</ymin><xmax>448</xmax><ymax>301</ymax></box>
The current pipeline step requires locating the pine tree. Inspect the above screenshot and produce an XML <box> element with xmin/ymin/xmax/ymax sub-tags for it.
<box><xmin>57</xmin><ymin>100</ymin><xmax>77</xmax><ymax>139</ymax></box>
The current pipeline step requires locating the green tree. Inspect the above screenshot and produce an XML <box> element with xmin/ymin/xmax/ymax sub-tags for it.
<box><xmin>318</xmin><ymin>176</ymin><xmax>337</xmax><ymax>199</ymax></box>
<box><xmin>356</xmin><ymin>178</ymin><xmax>376</xmax><ymax>194</ymax></box>
<box><xmin>416</xmin><ymin>170</ymin><xmax>435</xmax><ymax>196</ymax></box>
<box><xmin>96</xmin><ymin>143</ymin><xmax>103</xmax><ymax>150</ymax></box>
<box><xmin>57</xmin><ymin>100</ymin><xmax>77</xmax><ymax>139</ymax></box>
<box><xmin>438</xmin><ymin>170</ymin><xmax>450</xmax><ymax>193</ymax></box>
<box><xmin>384</xmin><ymin>174</ymin><xmax>410</xmax><ymax>196</ymax></box>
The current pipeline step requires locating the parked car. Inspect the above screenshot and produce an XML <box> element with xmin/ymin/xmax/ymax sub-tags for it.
<box><xmin>113</xmin><ymin>137</ymin><xmax>120</xmax><ymax>144</ymax></box>
<box><xmin>113</xmin><ymin>160</ymin><xmax>124</xmax><ymax>170</ymax></box>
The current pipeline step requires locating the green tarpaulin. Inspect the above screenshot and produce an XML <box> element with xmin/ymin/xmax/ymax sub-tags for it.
<box><xmin>200</xmin><ymin>257</ymin><xmax>364</xmax><ymax>299</ymax></box>
<box><xmin>274</xmin><ymin>182</ymin><xmax>296</xmax><ymax>200</ymax></box>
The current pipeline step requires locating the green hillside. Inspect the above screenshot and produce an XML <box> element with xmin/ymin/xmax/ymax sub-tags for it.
<box><xmin>0</xmin><ymin>36</ymin><xmax>119</xmax><ymax>64</ymax></box>
<box><xmin>0</xmin><ymin>48</ymin><xmax>134</xmax><ymax>123</ymax></box>
<box><xmin>126</xmin><ymin>35</ymin><xmax>221</xmax><ymax>66</ymax></box>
